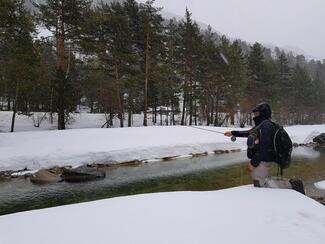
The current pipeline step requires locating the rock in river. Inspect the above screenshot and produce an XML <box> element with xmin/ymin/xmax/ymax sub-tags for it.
<box><xmin>313</xmin><ymin>133</ymin><xmax>325</xmax><ymax>145</ymax></box>
<box><xmin>30</xmin><ymin>170</ymin><xmax>62</xmax><ymax>184</ymax></box>
<box><xmin>62</xmin><ymin>167</ymin><xmax>106</xmax><ymax>182</ymax></box>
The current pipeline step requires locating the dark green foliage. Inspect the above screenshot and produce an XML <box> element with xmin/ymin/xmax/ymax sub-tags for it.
<box><xmin>36</xmin><ymin>0</ymin><xmax>92</xmax><ymax>39</ymax></box>
<box><xmin>36</xmin><ymin>0</ymin><xmax>92</xmax><ymax>129</ymax></box>
<box><xmin>177</xmin><ymin>9</ymin><xmax>203</xmax><ymax>125</ymax></box>
<box><xmin>0</xmin><ymin>0</ymin><xmax>39</xmax><ymax>131</ymax></box>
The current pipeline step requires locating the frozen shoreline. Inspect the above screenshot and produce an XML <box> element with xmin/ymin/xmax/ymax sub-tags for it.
<box><xmin>0</xmin><ymin>124</ymin><xmax>324</xmax><ymax>172</ymax></box>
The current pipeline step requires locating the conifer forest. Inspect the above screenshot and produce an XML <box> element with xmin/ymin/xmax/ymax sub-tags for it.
<box><xmin>1</xmin><ymin>0</ymin><xmax>325</xmax><ymax>131</ymax></box>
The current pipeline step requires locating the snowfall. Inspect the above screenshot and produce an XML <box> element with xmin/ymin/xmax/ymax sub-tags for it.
<box><xmin>0</xmin><ymin>112</ymin><xmax>325</xmax><ymax>243</ymax></box>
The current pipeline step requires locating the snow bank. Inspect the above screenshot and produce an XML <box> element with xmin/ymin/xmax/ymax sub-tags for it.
<box><xmin>315</xmin><ymin>181</ymin><xmax>325</xmax><ymax>190</ymax></box>
<box><xmin>286</xmin><ymin>124</ymin><xmax>324</xmax><ymax>144</ymax></box>
<box><xmin>0</xmin><ymin>186</ymin><xmax>324</xmax><ymax>244</ymax></box>
<box><xmin>0</xmin><ymin>126</ymin><xmax>245</xmax><ymax>172</ymax></box>
<box><xmin>0</xmin><ymin>124</ymin><xmax>324</xmax><ymax>172</ymax></box>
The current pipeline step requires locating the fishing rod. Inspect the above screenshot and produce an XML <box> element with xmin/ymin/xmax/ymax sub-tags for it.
<box><xmin>187</xmin><ymin>126</ymin><xmax>237</xmax><ymax>142</ymax></box>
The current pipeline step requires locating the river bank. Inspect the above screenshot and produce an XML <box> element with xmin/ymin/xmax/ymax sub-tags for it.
<box><xmin>0</xmin><ymin>124</ymin><xmax>324</xmax><ymax>173</ymax></box>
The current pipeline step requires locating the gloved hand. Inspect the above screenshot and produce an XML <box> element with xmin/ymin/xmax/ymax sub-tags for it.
<box><xmin>224</xmin><ymin>131</ymin><xmax>232</xmax><ymax>137</ymax></box>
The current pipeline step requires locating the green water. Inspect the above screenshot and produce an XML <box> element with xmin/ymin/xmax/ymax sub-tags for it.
<box><xmin>0</xmin><ymin>148</ymin><xmax>324</xmax><ymax>216</ymax></box>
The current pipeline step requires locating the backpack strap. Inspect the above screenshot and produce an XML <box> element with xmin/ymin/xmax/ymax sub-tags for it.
<box><xmin>249</xmin><ymin>119</ymin><xmax>269</xmax><ymax>135</ymax></box>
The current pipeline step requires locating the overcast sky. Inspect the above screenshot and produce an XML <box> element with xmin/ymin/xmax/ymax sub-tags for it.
<box><xmin>139</xmin><ymin>0</ymin><xmax>324</xmax><ymax>59</ymax></box>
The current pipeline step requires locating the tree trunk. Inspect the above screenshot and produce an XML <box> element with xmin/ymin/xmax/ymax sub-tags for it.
<box><xmin>210</xmin><ymin>98</ymin><xmax>214</xmax><ymax>126</ymax></box>
<box><xmin>181</xmin><ymin>75</ymin><xmax>187</xmax><ymax>125</ymax></box>
<box><xmin>181</xmin><ymin>92</ymin><xmax>186</xmax><ymax>125</ymax></box>
<box><xmin>230</xmin><ymin>111</ymin><xmax>235</xmax><ymax>125</ymax></box>
<box><xmin>49</xmin><ymin>87</ymin><xmax>54</xmax><ymax>124</ymax></box>
<box><xmin>143</xmin><ymin>28</ymin><xmax>150</xmax><ymax>127</ymax></box>
<box><xmin>214</xmin><ymin>97</ymin><xmax>219</xmax><ymax>126</ymax></box>
<box><xmin>10</xmin><ymin>82</ymin><xmax>19</xmax><ymax>133</ymax></box>
<box><xmin>57</xmin><ymin>72</ymin><xmax>65</xmax><ymax>130</ymax></box>
<box><xmin>10</xmin><ymin>109</ymin><xmax>17</xmax><ymax>133</ymax></box>
<box><xmin>206</xmin><ymin>96</ymin><xmax>211</xmax><ymax>126</ymax></box>
<box><xmin>56</xmin><ymin>16</ymin><xmax>66</xmax><ymax>130</ymax></box>
<box><xmin>171</xmin><ymin>102</ymin><xmax>175</xmax><ymax>125</ymax></box>
<box><xmin>114</xmin><ymin>59</ymin><xmax>124</xmax><ymax>128</ymax></box>
<box><xmin>194</xmin><ymin>100</ymin><xmax>198</xmax><ymax>126</ymax></box>
<box><xmin>128</xmin><ymin>93</ymin><xmax>133</xmax><ymax>127</ymax></box>
<box><xmin>181</xmin><ymin>57</ymin><xmax>189</xmax><ymax>126</ymax></box>
<box><xmin>90</xmin><ymin>98</ymin><xmax>94</xmax><ymax>113</ymax></box>
<box><xmin>189</xmin><ymin>84</ymin><xmax>193</xmax><ymax>126</ymax></box>
<box><xmin>160</xmin><ymin>106</ymin><xmax>163</xmax><ymax>126</ymax></box>
<box><xmin>128</xmin><ymin>109</ymin><xmax>132</xmax><ymax>127</ymax></box>
<box><xmin>109</xmin><ymin>112</ymin><xmax>114</xmax><ymax>127</ymax></box>
<box><xmin>7</xmin><ymin>97</ymin><xmax>11</xmax><ymax>111</ymax></box>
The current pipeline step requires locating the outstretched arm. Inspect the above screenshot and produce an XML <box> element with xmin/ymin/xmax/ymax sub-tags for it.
<box><xmin>224</xmin><ymin>130</ymin><xmax>251</xmax><ymax>138</ymax></box>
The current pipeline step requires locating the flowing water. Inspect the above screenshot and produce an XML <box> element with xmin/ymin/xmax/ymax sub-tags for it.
<box><xmin>0</xmin><ymin>147</ymin><xmax>324</xmax><ymax>216</ymax></box>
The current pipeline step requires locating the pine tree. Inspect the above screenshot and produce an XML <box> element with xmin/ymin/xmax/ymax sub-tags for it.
<box><xmin>0</xmin><ymin>0</ymin><xmax>38</xmax><ymax>132</ymax></box>
<box><xmin>36</xmin><ymin>0</ymin><xmax>92</xmax><ymax>130</ymax></box>
<box><xmin>178</xmin><ymin>9</ymin><xmax>202</xmax><ymax>125</ymax></box>
<box><xmin>81</xmin><ymin>1</ymin><xmax>135</xmax><ymax>127</ymax></box>
<box><xmin>225</xmin><ymin>40</ymin><xmax>248</xmax><ymax>125</ymax></box>
<box><xmin>311</xmin><ymin>65</ymin><xmax>325</xmax><ymax>123</ymax></box>
<box><xmin>290</xmin><ymin>65</ymin><xmax>313</xmax><ymax>123</ymax></box>
<box><xmin>123</xmin><ymin>0</ymin><xmax>143</xmax><ymax>126</ymax></box>
<box><xmin>198</xmin><ymin>26</ymin><xmax>224</xmax><ymax>126</ymax></box>
<box><xmin>29</xmin><ymin>40</ymin><xmax>56</xmax><ymax>114</ymax></box>
<box><xmin>275</xmin><ymin>51</ymin><xmax>292</xmax><ymax>123</ymax></box>
<box><xmin>164</xmin><ymin>19</ymin><xmax>181</xmax><ymax>125</ymax></box>
<box><xmin>247</xmin><ymin>42</ymin><xmax>266</xmax><ymax>101</ymax></box>
<box><xmin>138</xmin><ymin>0</ymin><xmax>164</xmax><ymax>126</ymax></box>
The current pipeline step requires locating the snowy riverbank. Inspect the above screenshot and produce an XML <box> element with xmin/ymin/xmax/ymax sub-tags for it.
<box><xmin>0</xmin><ymin>185</ymin><xmax>324</xmax><ymax>244</ymax></box>
<box><xmin>0</xmin><ymin>124</ymin><xmax>324</xmax><ymax>172</ymax></box>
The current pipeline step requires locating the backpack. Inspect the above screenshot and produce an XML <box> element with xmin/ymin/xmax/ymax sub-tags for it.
<box><xmin>271</xmin><ymin>122</ymin><xmax>293</xmax><ymax>176</ymax></box>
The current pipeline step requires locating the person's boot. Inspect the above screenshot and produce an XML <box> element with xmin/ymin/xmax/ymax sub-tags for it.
<box><xmin>289</xmin><ymin>179</ymin><xmax>305</xmax><ymax>195</ymax></box>
<box><xmin>253</xmin><ymin>180</ymin><xmax>261</xmax><ymax>187</ymax></box>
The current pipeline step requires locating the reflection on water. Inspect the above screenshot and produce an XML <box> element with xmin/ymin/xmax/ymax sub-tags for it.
<box><xmin>0</xmin><ymin>148</ymin><xmax>324</xmax><ymax>215</ymax></box>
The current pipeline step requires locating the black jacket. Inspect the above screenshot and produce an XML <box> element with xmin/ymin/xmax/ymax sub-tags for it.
<box><xmin>232</xmin><ymin>120</ymin><xmax>276</xmax><ymax>167</ymax></box>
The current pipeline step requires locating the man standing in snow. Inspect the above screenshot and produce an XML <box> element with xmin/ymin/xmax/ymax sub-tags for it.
<box><xmin>224</xmin><ymin>102</ymin><xmax>305</xmax><ymax>194</ymax></box>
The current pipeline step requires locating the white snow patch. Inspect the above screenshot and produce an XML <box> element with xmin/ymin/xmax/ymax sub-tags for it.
<box><xmin>0</xmin><ymin>186</ymin><xmax>324</xmax><ymax>244</ymax></box>
<box><xmin>10</xmin><ymin>170</ymin><xmax>38</xmax><ymax>177</ymax></box>
<box><xmin>315</xmin><ymin>181</ymin><xmax>325</xmax><ymax>190</ymax></box>
<box><xmin>285</xmin><ymin>125</ymin><xmax>324</xmax><ymax>144</ymax></box>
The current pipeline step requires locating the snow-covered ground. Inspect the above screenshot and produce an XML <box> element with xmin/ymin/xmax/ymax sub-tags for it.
<box><xmin>0</xmin><ymin>185</ymin><xmax>324</xmax><ymax>244</ymax></box>
<box><xmin>0</xmin><ymin>111</ymin><xmax>324</xmax><ymax>172</ymax></box>
<box><xmin>0</xmin><ymin>121</ymin><xmax>324</xmax><ymax>172</ymax></box>
<box><xmin>0</xmin><ymin>111</ymin><xmax>174</xmax><ymax>132</ymax></box>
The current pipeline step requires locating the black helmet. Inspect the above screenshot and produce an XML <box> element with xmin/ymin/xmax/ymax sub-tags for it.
<box><xmin>252</xmin><ymin>102</ymin><xmax>272</xmax><ymax>119</ymax></box>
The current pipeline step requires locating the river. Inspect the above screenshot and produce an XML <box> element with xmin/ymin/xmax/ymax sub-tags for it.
<box><xmin>0</xmin><ymin>147</ymin><xmax>324</xmax><ymax>215</ymax></box>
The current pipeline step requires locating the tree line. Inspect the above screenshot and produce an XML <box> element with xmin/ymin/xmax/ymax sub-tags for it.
<box><xmin>1</xmin><ymin>0</ymin><xmax>324</xmax><ymax>131</ymax></box>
